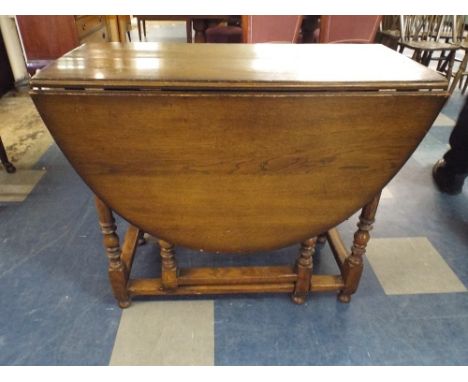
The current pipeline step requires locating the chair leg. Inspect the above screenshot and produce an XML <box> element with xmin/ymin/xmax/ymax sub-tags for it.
<box><xmin>186</xmin><ymin>20</ymin><xmax>192</xmax><ymax>43</ymax></box>
<box><xmin>421</xmin><ymin>50</ymin><xmax>433</xmax><ymax>66</ymax></box>
<box><xmin>292</xmin><ymin>238</ymin><xmax>316</xmax><ymax>304</ymax></box>
<box><xmin>445</xmin><ymin>50</ymin><xmax>456</xmax><ymax>81</ymax></box>
<box><xmin>412</xmin><ymin>49</ymin><xmax>422</xmax><ymax>62</ymax></box>
<box><xmin>95</xmin><ymin>196</ymin><xmax>131</xmax><ymax>308</ymax></box>
<box><xmin>143</xmin><ymin>20</ymin><xmax>147</xmax><ymax>38</ymax></box>
<box><xmin>437</xmin><ymin>51</ymin><xmax>447</xmax><ymax>71</ymax></box>
<box><xmin>137</xmin><ymin>19</ymin><xmax>142</xmax><ymax>41</ymax></box>
<box><xmin>193</xmin><ymin>19</ymin><xmax>207</xmax><ymax>43</ymax></box>
<box><xmin>0</xmin><ymin>137</ymin><xmax>16</xmax><ymax>174</ymax></box>
<box><xmin>462</xmin><ymin>76</ymin><xmax>468</xmax><ymax>94</ymax></box>
<box><xmin>449</xmin><ymin>51</ymin><xmax>468</xmax><ymax>94</ymax></box>
<box><xmin>338</xmin><ymin>192</ymin><xmax>381</xmax><ymax>303</ymax></box>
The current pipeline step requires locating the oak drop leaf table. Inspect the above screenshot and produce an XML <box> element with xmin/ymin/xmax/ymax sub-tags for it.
<box><xmin>30</xmin><ymin>43</ymin><xmax>448</xmax><ymax>308</ymax></box>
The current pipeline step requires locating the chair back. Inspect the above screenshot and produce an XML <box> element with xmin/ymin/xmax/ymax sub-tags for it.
<box><xmin>242</xmin><ymin>16</ymin><xmax>303</xmax><ymax>43</ymax></box>
<box><xmin>450</xmin><ymin>15</ymin><xmax>466</xmax><ymax>43</ymax></box>
<box><xmin>381</xmin><ymin>15</ymin><xmax>400</xmax><ymax>32</ymax></box>
<box><xmin>319</xmin><ymin>15</ymin><xmax>382</xmax><ymax>43</ymax></box>
<box><xmin>399</xmin><ymin>15</ymin><xmax>464</xmax><ymax>42</ymax></box>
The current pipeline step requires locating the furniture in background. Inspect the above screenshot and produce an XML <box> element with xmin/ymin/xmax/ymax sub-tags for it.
<box><xmin>205</xmin><ymin>23</ymin><xmax>242</xmax><ymax>43</ymax></box>
<box><xmin>434</xmin><ymin>16</ymin><xmax>465</xmax><ymax>75</ymax></box>
<box><xmin>204</xmin><ymin>17</ymin><xmax>242</xmax><ymax>43</ymax></box>
<box><xmin>16</xmin><ymin>16</ymin><xmax>110</xmax><ymax>74</ymax></box>
<box><xmin>398</xmin><ymin>15</ymin><xmax>461</xmax><ymax>80</ymax></box>
<box><xmin>441</xmin><ymin>16</ymin><xmax>468</xmax><ymax>94</ymax></box>
<box><xmin>242</xmin><ymin>16</ymin><xmax>303</xmax><ymax>43</ymax></box>
<box><xmin>205</xmin><ymin>16</ymin><xmax>302</xmax><ymax>44</ymax></box>
<box><xmin>133</xmin><ymin>16</ymin><xmax>240</xmax><ymax>43</ymax></box>
<box><xmin>0</xmin><ymin>30</ymin><xmax>16</xmax><ymax>174</ymax></box>
<box><xmin>134</xmin><ymin>15</ymin><xmax>193</xmax><ymax>43</ymax></box>
<box><xmin>0</xmin><ymin>136</ymin><xmax>15</xmax><ymax>173</ymax></box>
<box><xmin>315</xmin><ymin>15</ymin><xmax>382</xmax><ymax>43</ymax></box>
<box><xmin>0</xmin><ymin>28</ymin><xmax>14</xmax><ymax>95</ymax></box>
<box><xmin>377</xmin><ymin>15</ymin><xmax>401</xmax><ymax>49</ymax></box>
<box><xmin>300</xmin><ymin>16</ymin><xmax>321</xmax><ymax>43</ymax></box>
<box><xmin>31</xmin><ymin>43</ymin><xmax>447</xmax><ymax>308</ymax></box>
<box><xmin>449</xmin><ymin>36</ymin><xmax>468</xmax><ymax>94</ymax></box>
<box><xmin>106</xmin><ymin>15</ymin><xmax>132</xmax><ymax>43</ymax></box>
<box><xmin>193</xmin><ymin>17</ymin><xmax>242</xmax><ymax>43</ymax></box>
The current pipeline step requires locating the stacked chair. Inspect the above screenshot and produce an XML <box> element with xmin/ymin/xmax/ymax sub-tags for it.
<box><xmin>383</xmin><ymin>15</ymin><xmax>467</xmax><ymax>93</ymax></box>
<box><xmin>377</xmin><ymin>15</ymin><xmax>401</xmax><ymax>49</ymax></box>
<box><xmin>448</xmin><ymin>17</ymin><xmax>468</xmax><ymax>94</ymax></box>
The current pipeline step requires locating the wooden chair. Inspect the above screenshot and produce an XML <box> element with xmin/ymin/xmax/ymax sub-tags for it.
<box><xmin>0</xmin><ymin>136</ymin><xmax>15</xmax><ymax>173</ymax></box>
<box><xmin>449</xmin><ymin>36</ymin><xmax>468</xmax><ymax>94</ymax></box>
<box><xmin>377</xmin><ymin>15</ymin><xmax>401</xmax><ymax>49</ymax></box>
<box><xmin>122</xmin><ymin>16</ymin><xmax>132</xmax><ymax>42</ymax></box>
<box><xmin>430</xmin><ymin>16</ymin><xmax>466</xmax><ymax>76</ymax></box>
<box><xmin>204</xmin><ymin>18</ymin><xmax>243</xmax><ymax>43</ymax></box>
<box><xmin>437</xmin><ymin>16</ymin><xmax>468</xmax><ymax>93</ymax></box>
<box><xmin>241</xmin><ymin>15</ymin><xmax>303</xmax><ymax>43</ymax></box>
<box><xmin>399</xmin><ymin>15</ymin><xmax>461</xmax><ymax>79</ymax></box>
<box><xmin>434</xmin><ymin>15</ymin><xmax>466</xmax><ymax>42</ymax></box>
<box><xmin>316</xmin><ymin>15</ymin><xmax>382</xmax><ymax>43</ymax></box>
<box><xmin>205</xmin><ymin>16</ymin><xmax>303</xmax><ymax>44</ymax></box>
<box><xmin>135</xmin><ymin>16</ymin><xmax>147</xmax><ymax>41</ymax></box>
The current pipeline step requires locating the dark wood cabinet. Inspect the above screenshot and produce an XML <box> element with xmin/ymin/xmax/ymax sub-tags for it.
<box><xmin>16</xmin><ymin>15</ymin><xmax>109</xmax><ymax>74</ymax></box>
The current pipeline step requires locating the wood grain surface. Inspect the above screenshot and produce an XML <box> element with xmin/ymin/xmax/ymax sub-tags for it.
<box><xmin>31</xmin><ymin>90</ymin><xmax>446</xmax><ymax>252</ymax></box>
<box><xmin>31</xmin><ymin>43</ymin><xmax>447</xmax><ymax>90</ymax></box>
<box><xmin>30</xmin><ymin>43</ymin><xmax>449</xmax><ymax>304</ymax></box>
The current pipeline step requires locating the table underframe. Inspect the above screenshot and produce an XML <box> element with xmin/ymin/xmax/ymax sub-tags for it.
<box><xmin>95</xmin><ymin>192</ymin><xmax>381</xmax><ymax>308</ymax></box>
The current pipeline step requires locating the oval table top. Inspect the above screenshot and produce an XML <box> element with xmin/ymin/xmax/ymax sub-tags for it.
<box><xmin>31</xmin><ymin>43</ymin><xmax>448</xmax><ymax>252</ymax></box>
<box><xmin>31</xmin><ymin>42</ymin><xmax>447</xmax><ymax>91</ymax></box>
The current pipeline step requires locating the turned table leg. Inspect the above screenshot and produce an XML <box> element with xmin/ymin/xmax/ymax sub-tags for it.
<box><xmin>95</xmin><ymin>196</ymin><xmax>131</xmax><ymax>308</ymax></box>
<box><xmin>338</xmin><ymin>193</ymin><xmax>381</xmax><ymax>303</ymax></box>
<box><xmin>317</xmin><ymin>232</ymin><xmax>327</xmax><ymax>246</ymax></box>
<box><xmin>158</xmin><ymin>239</ymin><xmax>178</xmax><ymax>290</ymax></box>
<box><xmin>292</xmin><ymin>238</ymin><xmax>316</xmax><ymax>304</ymax></box>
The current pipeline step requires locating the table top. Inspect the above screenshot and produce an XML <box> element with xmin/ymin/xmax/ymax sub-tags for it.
<box><xmin>31</xmin><ymin>42</ymin><xmax>447</xmax><ymax>91</ymax></box>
